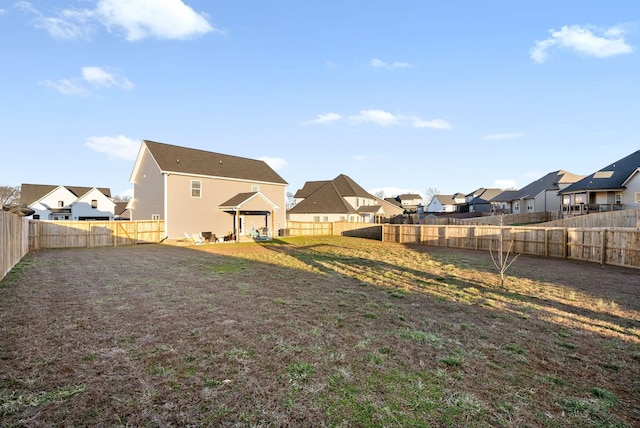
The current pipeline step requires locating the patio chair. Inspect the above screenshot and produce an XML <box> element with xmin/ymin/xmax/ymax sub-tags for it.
<box><xmin>183</xmin><ymin>232</ymin><xmax>194</xmax><ymax>243</ymax></box>
<box><xmin>191</xmin><ymin>233</ymin><xmax>206</xmax><ymax>245</ymax></box>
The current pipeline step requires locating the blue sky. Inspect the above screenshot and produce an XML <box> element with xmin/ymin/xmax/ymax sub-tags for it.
<box><xmin>1</xmin><ymin>1</ymin><xmax>638</xmax><ymax>200</ymax></box>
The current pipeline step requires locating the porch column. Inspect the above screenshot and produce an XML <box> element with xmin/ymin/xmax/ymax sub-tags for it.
<box><xmin>234</xmin><ymin>209</ymin><xmax>239</xmax><ymax>242</ymax></box>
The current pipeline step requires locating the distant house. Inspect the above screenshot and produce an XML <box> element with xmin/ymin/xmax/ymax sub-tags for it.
<box><xmin>559</xmin><ymin>150</ymin><xmax>640</xmax><ymax>216</ymax></box>
<box><xmin>426</xmin><ymin>193</ymin><xmax>465</xmax><ymax>213</ymax></box>
<box><xmin>129</xmin><ymin>140</ymin><xmax>288</xmax><ymax>240</ymax></box>
<box><xmin>288</xmin><ymin>174</ymin><xmax>403</xmax><ymax>223</ymax></box>
<box><xmin>464</xmin><ymin>188</ymin><xmax>503</xmax><ymax>213</ymax></box>
<box><xmin>491</xmin><ymin>170</ymin><xmax>584</xmax><ymax>214</ymax></box>
<box><xmin>21</xmin><ymin>183</ymin><xmax>115</xmax><ymax>221</ymax></box>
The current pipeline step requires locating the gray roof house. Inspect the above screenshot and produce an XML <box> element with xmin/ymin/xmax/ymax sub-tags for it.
<box><xmin>426</xmin><ymin>193</ymin><xmax>465</xmax><ymax>213</ymax></box>
<box><xmin>463</xmin><ymin>188</ymin><xmax>503</xmax><ymax>213</ymax></box>
<box><xmin>129</xmin><ymin>140</ymin><xmax>288</xmax><ymax>240</ymax></box>
<box><xmin>559</xmin><ymin>150</ymin><xmax>640</xmax><ymax>215</ymax></box>
<box><xmin>288</xmin><ymin>174</ymin><xmax>403</xmax><ymax>223</ymax></box>
<box><xmin>21</xmin><ymin>183</ymin><xmax>115</xmax><ymax>221</ymax></box>
<box><xmin>491</xmin><ymin>170</ymin><xmax>584</xmax><ymax>214</ymax></box>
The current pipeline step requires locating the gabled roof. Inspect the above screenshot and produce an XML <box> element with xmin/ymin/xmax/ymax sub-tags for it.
<box><xmin>134</xmin><ymin>140</ymin><xmax>287</xmax><ymax>185</ymax></box>
<box><xmin>397</xmin><ymin>193</ymin><xmax>422</xmax><ymax>200</ymax></box>
<box><xmin>491</xmin><ymin>190</ymin><xmax>520</xmax><ymax>202</ymax></box>
<box><xmin>294</xmin><ymin>180</ymin><xmax>329</xmax><ymax>198</ymax></box>
<box><xmin>384</xmin><ymin>197</ymin><xmax>402</xmax><ymax>207</ymax></box>
<box><xmin>561</xmin><ymin>150</ymin><xmax>640</xmax><ymax>193</ymax></box>
<box><xmin>21</xmin><ymin>183</ymin><xmax>111</xmax><ymax>205</ymax></box>
<box><xmin>287</xmin><ymin>182</ymin><xmax>358</xmax><ymax>214</ymax></box>
<box><xmin>517</xmin><ymin>170</ymin><xmax>583</xmax><ymax>199</ymax></box>
<box><xmin>218</xmin><ymin>191</ymin><xmax>279</xmax><ymax>210</ymax></box>
<box><xmin>467</xmin><ymin>188</ymin><xmax>503</xmax><ymax>203</ymax></box>
<box><xmin>431</xmin><ymin>194</ymin><xmax>458</xmax><ymax>205</ymax></box>
<box><xmin>330</xmin><ymin>174</ymin><xmax>373</xmax><ymax>198</ymax></box>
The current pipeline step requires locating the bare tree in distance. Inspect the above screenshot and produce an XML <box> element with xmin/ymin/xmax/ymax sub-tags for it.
<box><xmin>489</xmin><ymin>214</ymin><xmax>520</xmax><ymax>287</ymax></box>
<box><xmin>0</xmin><ymin>185</ymin><xmax>21</xmax><ymax>207</ymax></box>
<box><xmin>374</xmin><ymin>190</ymin><xmax>386</xmax><ymax>199</ymax></box>
<box><xmin>111</xmin><ymin>194</ymin><xmax>132</xmax><ymax>202</ymax></box>
<box><xmin>423</xmin><ymin>187</ymin><xmax>439</xmax><ymax>206</ymax></box>
<box><xmin>286</xmin><ymin>191</ymin><xmax>296</xmax><ymax>209</ymax></box>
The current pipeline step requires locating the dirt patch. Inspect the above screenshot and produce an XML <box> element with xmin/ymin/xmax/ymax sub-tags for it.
<box><xmin>1</xmin><ymin>237</ymin><xmax>638</xmax><ymax>427</ymax></box>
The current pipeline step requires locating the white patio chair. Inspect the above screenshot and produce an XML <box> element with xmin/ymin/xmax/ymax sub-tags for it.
<box><xmin>191</xmin><ymin>233</ymin><xmax>206</xmax><ymax>245</ymax></box>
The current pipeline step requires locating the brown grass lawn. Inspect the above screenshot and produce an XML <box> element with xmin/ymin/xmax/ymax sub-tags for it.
<box><xmin>1</xmin><ymin>236</ymin><xmax>638</xmax><ymax>427</ymax></box>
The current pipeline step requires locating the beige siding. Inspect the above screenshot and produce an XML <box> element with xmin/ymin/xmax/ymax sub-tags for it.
<box><xmin>131</xmin><ymin>148</ymin><xmax>165</xmax><ymax>221</ymax></box>
<box><xmin>165</xmin><ymin>175</ymin><xmax>286</xmax><ymax>239</ymax></box>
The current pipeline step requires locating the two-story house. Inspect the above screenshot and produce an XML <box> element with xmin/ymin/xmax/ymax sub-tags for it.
<box><xmin>129</xmin><ymin>140</ymin><xmax>288</xmax><ymax>240</ymax></box>
<box><xmin>559</xmin><ymin>150</ymin><xmax>640</xmax><ymax>216</ymax></box>
<box><xmin>288</xmin><ymin>174</ymin><xmax>403</xmax><ymax>223</ymax></box>
<box><xmin>21</xmin><ymin>184</ymin><xmax>115</xmax><ymax>221</ymax></box>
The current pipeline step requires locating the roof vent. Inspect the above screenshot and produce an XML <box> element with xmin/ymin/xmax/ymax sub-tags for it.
<box><xmin>176</xmin><ymin>159</ymin><xmax>180</xmax><ymax>163</ymax></box>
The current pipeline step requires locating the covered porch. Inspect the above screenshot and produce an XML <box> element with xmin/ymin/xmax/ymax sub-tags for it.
<box><xmin>218</xmin><ymin>192</ymin><xmax>280</xmax><ymax>242</ymax></box>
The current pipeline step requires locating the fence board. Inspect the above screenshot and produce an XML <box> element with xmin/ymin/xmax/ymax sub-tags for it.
<box><xmin>28</xmin><ymin>220</ymin><xmax>164</xmax><ymax>250</ymax></box>
<box><xmin>382</xmin><ymin>224</ymin><xmax>639</xmax><ymax>270</ymax></box>
<box><xmin>1</xmin><ymin>211</ymin><xmax>29</xmax><ymax>280</ymax></box>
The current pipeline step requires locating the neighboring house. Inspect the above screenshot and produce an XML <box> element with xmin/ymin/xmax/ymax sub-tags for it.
<box><xmin>287</xmin><ymin>174</ymin><xmax>403</xmax><ymax>223</ymax></box>
<box><xmin>559</xmin><ymin>150</ymin><xmax>640</xmax><ymax>216</ymax></box>
<box><xmin>491</xmin><ymin>170</ymin><xmax>584</xmax><ymax>214</ymax></box>
<box><xmin>464</xmin><ymin>188</ymin><xmax>504</xmax><ymax>213</ymax></box>
<box><xmin>396</xmin><ymin>193</ymin><xmax>423</xmax><ymax>213</ymax></box>
<box><xmin>426</xmin><ymin>193</ymin><xmax>465</xmax><ymax>213</ymax></box>
<box><xmin>114</xmin><ymin>201</ymin><xmax>131</xmax><ymax>220</ymax></box>
<box><xmin>129</xmin><ymin>140</ymin><xmax>288</xmax><ymax>240</ymax></box>
<box><xmin>21</xmin><ymin>183</ymin><xmax>115</xmax><ymax>221</ymax></box>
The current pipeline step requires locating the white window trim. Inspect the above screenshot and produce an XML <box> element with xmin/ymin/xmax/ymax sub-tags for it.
<box><xmin>191</xmin><ymin>180</ymin><xmax>202</xmax><ymax>198</ymax></box>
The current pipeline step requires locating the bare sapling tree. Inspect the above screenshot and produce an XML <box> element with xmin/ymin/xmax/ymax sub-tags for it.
<box><xmin>489</xmin><ymin>215</ymin><xmax>520</xmax><ymax>287</ymax></box>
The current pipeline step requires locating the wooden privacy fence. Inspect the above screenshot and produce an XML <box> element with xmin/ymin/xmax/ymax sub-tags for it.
<box><xmin>29</xmin><ymin>220</ymin><xmax>165</xmax><ymax>251</ymax></box>
<box><xmin>1</xmin><ymin>210</ymin><xmax>30</xmax><ymax>280</ymax></box>
<box><xmin>383</xmin><ymin>224</ymin><xmax>640</xmax><ymax>270</ymax></box>
<box><xmin>285</xmin><ymin>221</ymin><xmax>383</xmax><ymax>239</ymax></box>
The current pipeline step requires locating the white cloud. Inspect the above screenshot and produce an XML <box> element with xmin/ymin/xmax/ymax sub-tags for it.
<box><xmin>349</xmin><ymin>109</ymin><xmax>400</xmax><ymax>126</ymax></box>
<box><xmin>85</xmin><ymin>135</ymin><xmax>139</xmax><ymax>161</ymax></box>
<box><xmin>304</xmin><ymin>112</ymin><xmax>342</xmax><ymax>125</ymax></box>
<box><xmin>410</xmin><ymin>117</ymin><xmax>452</xmax><ymax>130</ymax></box>
<box><xmin>39</xmin><ymin>78</ymin><xmax>88</xmax><ymax>95</ymax></box>
<box><xmin>305</xmin><ymin>109</ymin><xmax>452</xmax><ymax>129</ymax></box>
<box><xmin>19</xmin><ymin>0</ymin><xmax>216</xmax><ymax>41</ymax></box>
<box><xmin>96</xmin><ymin>0</ymin><xmax>216</xmax><ymax>41</ymax></box>
<box><xmin>259</xmin><ymin>156</ymin><xmax>287</xmax><ymax>171</ymax></box>
<box><xmin>42</xmin><ymin>66</ymin><xmax>134</xmax><ymax>95</ymax></box>
<box><xmin>369</xmin><ymin>58</ymin><xmax>413</xmax><ymax>69</ymax></box>
<box><xmin>82</xmin><ymin>66</ymin><xmax>134</xmax><ymax>90</ymax></box>
<box><xmin>494</xmin><ymin>179</ymin><xmax>517</xmax><ymax>190</ymax></box>
<box><xmin>482</xmin><ymin>132</ymin><xmax>523</xmax><ymax>141</ymax></box>
<box><xmin>531</xmin><ymin>24</ymin><xmax>633</xmax><ymax>63</ymax></box>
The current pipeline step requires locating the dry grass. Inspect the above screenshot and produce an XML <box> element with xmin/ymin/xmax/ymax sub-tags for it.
<box><xmin>0</xmin><ymin>236</ymin><xmax>638</xmax><ymax>427</ymax></box>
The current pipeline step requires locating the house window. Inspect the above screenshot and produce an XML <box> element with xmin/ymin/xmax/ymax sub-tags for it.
<box><xmin>313</xmin><ymin>216</ymin><xmax>320</xmax><ymax>222</ymax></box>
<box><xmin>323</xmin><ymin>216</ymin><xmax>329</xmax><ymax>222</ymax></box>
<box><xmin>58</xmin><ymin>200</ymin><xmax>64</xmax><ymax>207</ymax></box>
<box><xmin>91</xmin><ymin>199</ymin><xmax>98</xmax><ymax>209</ymax></box>
<box><xmin>635</xmin><ymin>193</ymin><xmax>640</xmax><ymax>203</ymax></box>
<box><xmin>527</xmin><ymin>200</ymin><xmax>534</xmax><ymax>211</ymax></box>
<box><xmin>151</xmin><ymin>214</ymin><xmax>160</xmax><ymax>220</ymax></box>
<box><xmin>33</xmin><ymin>214</ymin><xmax>40</xmax><ymax>219</ymax></box>
<box><xmin>191</xmin><ymin>180</ymin><xmax>202</xmax><ymax>198</ymax></box>
<box><xmin>252</xmin><ymin>185</ymin><xmax>260</xmax><ymax>192</ymax></box>
<box><xmin>615</xmin><ymin>194</ymin><xmax>622</xmax><ymax>204</ymax></box>
<box><xmin>514</xmin><ymin>202</ymin><xmax>520</xmax><ymax>211</ymax></box>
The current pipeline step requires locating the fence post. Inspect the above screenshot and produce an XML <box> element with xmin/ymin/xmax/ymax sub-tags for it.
<box><xmin>444</xmin><ymin>226</ymin><xmax>448</xmax><ymax>248</ymax></box>
<box><xmin>600</xmin><ymin>229</ymin><xmax>607</xmax><ymax>266</ymax></box>
<box><xmin>544</xmin><ymin>228</ymin><xmax>549</xmax><ymax>257</ymax></box>
<box><xmin>563</xmin><ymin>229</ymin><xmax>568</xmax><ymax>258</ymax></box>
<box><xmin>474</xmin><ymin>226</ymin><xmax>478</xmax><ymax>251</ymax></box>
